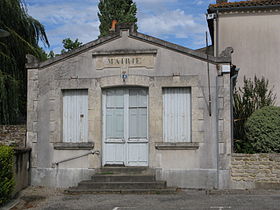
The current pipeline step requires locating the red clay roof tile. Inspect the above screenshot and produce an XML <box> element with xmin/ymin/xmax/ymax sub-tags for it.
<box><xmin>209</xmin><ymin>0</ymin><xmax>280</xmax><ymax>9</ymax></box>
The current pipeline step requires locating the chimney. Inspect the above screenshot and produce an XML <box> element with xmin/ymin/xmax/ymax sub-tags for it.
<box><xmin>109</xmin><ymin>20</ymin><xmax>118</xmax><ymax>32</ymax></box>
<box><xmin>216</xmin><ymin>0</ymin><xmax>228</xmax><ymax>3</ymax></box>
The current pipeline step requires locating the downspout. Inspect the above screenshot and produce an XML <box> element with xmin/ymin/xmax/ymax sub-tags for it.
<box><xmin>230</xmin><ymin>68</ymin><xmax>240</xmax><ymax>152</ymax></box>
<box><xmin>215</xmin><ymin>75</ymin><xmax>219</xmax><ymax>189</ymax></box>
<box><xmin>206</xmin><ymin>32</ymin><xmax>212</xmax><ymax>116</ymax></box>
<box><xmin>215</xmin><ymin>11</ymin><xmax>219</xmax><ymax>57</ymax></box>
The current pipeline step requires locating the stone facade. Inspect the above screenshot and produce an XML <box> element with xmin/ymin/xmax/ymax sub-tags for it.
<box><xmin>26</xmin><ymin>24</ymin><xmax>234</xmax><ymax>189</ymax></box>
<box><xmin>231</xmin><ymin>153</ymin><xmax>280</xmax><ymax>189</ymax></box>
<box><xmin>0</xmin><ymin>125</ymin><xmax>26</xmax><ymax>147</ymax></box>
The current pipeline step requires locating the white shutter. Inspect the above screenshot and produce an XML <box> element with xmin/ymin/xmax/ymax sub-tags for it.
<box><xmin>63</xmin><ymin>89</ymin><xmax>88</xmax><ymax>142</ymax></box>
<box><xmin>163</xmin><ymin>88</ymin><xmax>191</xmax><ymax>142</ymax></box>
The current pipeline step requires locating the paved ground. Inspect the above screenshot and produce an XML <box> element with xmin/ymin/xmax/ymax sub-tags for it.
<box><xmin>6</xmin><ymin>187</ymin><xmax>280</xmax><ymax>210</ymax></box>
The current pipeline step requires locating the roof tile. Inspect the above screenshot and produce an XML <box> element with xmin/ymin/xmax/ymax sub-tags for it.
<box><xmin>209</xmin><ymin>0</ymin><xmax>280</xmax><ymax>9</ymax></box>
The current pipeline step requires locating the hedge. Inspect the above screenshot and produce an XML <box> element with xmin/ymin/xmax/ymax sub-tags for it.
<box><xmin>245</xmin><ymin>106</ymin><xmax>280</xmax><ymax>153</ymax></box>
<box><xmin>0</xmin><ymin>145</ymin><xmax>15</xmax><ymax>206</ymax></box>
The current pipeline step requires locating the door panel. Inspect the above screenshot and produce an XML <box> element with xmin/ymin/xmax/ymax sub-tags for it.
<box><xmin>127</xmin><ymin>142</ymin><xmax>148</xmax><ymax>166</ymax></box>
<box><xmin>104</xmin><ymin>142</ymin><xmax>125</xmax><ymax>165</ymax></box>
<box><xmin>103</xmin><ymin>88</ymin><xmax>148</xmax><ymax>166</ymax></box>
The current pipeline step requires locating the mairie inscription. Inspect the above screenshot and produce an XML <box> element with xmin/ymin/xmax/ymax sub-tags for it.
<box><xmin>95</xmin><ymin>54</ymin><xmax>155</xmax><ymax>70</ymax></box>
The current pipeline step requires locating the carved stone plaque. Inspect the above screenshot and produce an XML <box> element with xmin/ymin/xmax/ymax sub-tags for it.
<box><xmin>95</xmin><ymin>54</ymin><xmax>155</xmax><ymax>70</ymax></box>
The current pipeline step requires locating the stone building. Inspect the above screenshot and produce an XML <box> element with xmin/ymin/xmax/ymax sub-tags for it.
<box><xmin>207</xmin><ymin>0</ymin><xmax>280</xmax><ymax>105</ymax></box>
<box><xmin>26</xmin><ymin>24</ymin><xmax>235</xmax><ymax>189</ymax></box>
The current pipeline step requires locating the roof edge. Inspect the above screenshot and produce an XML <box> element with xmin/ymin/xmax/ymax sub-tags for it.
<box><xmin>26</xmin><ymin>28</ymin><xmax>231</xmax><ymax>70</ymax></box>
<box><xmin>208</xmin><ymin>4</ymin><xmax>280</xmax><ymax>12</ymax></box>
<box><xmin>129</xmin><ymin>31</ymin><xmax>231</xmax><ymax>63</ymax></box>
<box><xmin>26</xmin><ymin>33</ymin><xmax>121</xmax><ymax>69</ymax></box>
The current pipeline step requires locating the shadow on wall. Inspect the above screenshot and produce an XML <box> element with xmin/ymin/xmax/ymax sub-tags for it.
<box><xmin>13</xmin><ymin>148</ymin><xmax>31</xmax><ymax>196</ymax></box>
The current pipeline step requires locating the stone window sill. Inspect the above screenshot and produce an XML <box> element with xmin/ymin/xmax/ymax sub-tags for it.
<box><xmin>155</xmin><ymin>142</ymin><xmax>199</xmax><ymax>150</ymax></box>
<box><xmin>53</xmin><ymin>142</ymin><xmax>94</xmax><ymax>150</ymax></box>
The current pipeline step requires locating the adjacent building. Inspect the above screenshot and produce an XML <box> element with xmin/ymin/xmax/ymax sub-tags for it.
<box><xmin>207</xmin><ymin>0</ymin><xmax>280</xmax><ymax>104</ymax></box>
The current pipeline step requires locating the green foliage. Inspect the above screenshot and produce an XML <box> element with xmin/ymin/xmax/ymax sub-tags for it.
<box><xmin>61</xmin><ymin>38</ymin><xmax>82</xmax><ymax>54</ymax></box>
<box><xmin>0</xmin><ymin>145</ymin><xmax>15</xmax><ymax>206</ymax></box>
<box><xmin>47</xmin><ymin>50</ymin><xmax>56</xmax><ymax>58</ymax></box>
<box><xmin>244</xmin><ymin>106</ymin><xmax>280</xmax><ymax>153</ymax></box>
<box><xmin>233</xmin><ymin>76</ymin><xmax>276</xmax><ymax>153</ymax></box>
<box><xmin>98</xmin><ymin>0</ymin><xmax>138</xmax><ymax>37</ymax></box>
<box><xmin>0</xmin><ymin>0</ymin><xmax>49</xmax><ymax>124</ymax></box>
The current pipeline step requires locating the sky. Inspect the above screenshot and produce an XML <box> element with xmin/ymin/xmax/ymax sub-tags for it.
<box><xmin>25</xmin><ymin>0</ymin><xmax>220</xmax><ymax>53</ymax></box>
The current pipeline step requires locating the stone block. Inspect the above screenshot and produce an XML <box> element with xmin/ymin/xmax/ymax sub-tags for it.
<box><xmin>49</xmin><ymin>89</ymin><xmax>58</xmax><ymax>100</ymax></box>
<box><xmin>49</xmin><ymin>121</ymin><xmax>56</xmax><ymax>132</ymax></box>
<box><xmin>27</xmin><ymin>131</ymin><xmax>37</xmax><ymax>145</ymax></box>
<box><xmin>218</xmin><ymin>131</ymin><xmax>223</xmax><ymax>142</ymax></box>
<box><xmin>33</xmin><ymin>100</ymin><xmax>38</xmax><ymax>111</ymax></box>
<box><xmin>245</xmin><ymin>169</ymin><xmax>258</xmax><ymax>174</ymax></box>
<box><xmin>192</xmin><ymin>131</ymin><xmax>204</xmax><ymax>143</ymax></box>
<box><xmin>218</xmin><ymin>97</ymin><xmax>224</xmax><ymax>109</ymax></box>
<box><xmin>32</xmin><ymin>122</ymin><xmax>38</xmax><ymax>132</ymax></box>
<box><xmin>197</xmin><ymin>97</ymin><xmax>206</xmax><ymax>109</ymax></box>
<box><xmin>218</xmin><ymin>87</ymin><xmax>224</xmax><ymax>97</ymax></box>
<box><xmin>31</xmin><ymin>143</ymin><xmax>38</xmax><ymax>167</ymax></box>
<box><xmin>232</xmin><ymin>169</ymin><xmax>245</xmax><ymax>173</ymax></box>
<box><xmin>50</xmin><ymin>111</ymin><xmax>56</xmax><ymax>121</ymax></box>
<box><xmin>49</xmin><ymin>100</ymin><xmax>56</xmax><ymax>111</ymax></box>
<box><xmin>218</xmin><ymin>119</ymin><xmax>224</xmax><ymax>132</ymax></box>
<box><xmin>192</xmin><ymin>119</ymin><xmax>204</xmax><ymax>132</ymax></box>
<box><xmin>193</xmin><ymin>109</ymin><xmax>204</xmax><ymax>120</ymax></box>
<box><xmin>218</xmin><ymin>110</ymin><xmax>224</xmax><ymax>120</ymax></box>
<box><xmin>231</xmin><ymin>161</ymin><xmax>245</xmax><ymax>165</ymax></box>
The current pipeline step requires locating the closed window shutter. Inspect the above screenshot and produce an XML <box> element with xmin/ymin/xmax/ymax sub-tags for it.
<box><xmin>63</xmin><ymin>89</ymin><xmax>88</xmax><ymax>142</ymax></box>
<box><xmin>163</xmin><ymin>88</ymin><xmax>191</xmax><ymax>142</ymax></box>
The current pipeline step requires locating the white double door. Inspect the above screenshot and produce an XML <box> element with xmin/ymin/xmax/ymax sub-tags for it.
<box><xmin>102</xmin><ymin>88</ymin><xmax>148</xmax><ymax>166</ymax></box>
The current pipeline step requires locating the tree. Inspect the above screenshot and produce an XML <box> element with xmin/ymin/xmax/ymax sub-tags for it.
<box><xmin>61</xmin><ymin>38</ymin><xmax>82</xmax><ymax>54</ymax></box>
<box><xmin>0</xmin><ymin>0</ymin><xmax>49</xmax><ymax>124</ymax></box>
<box><xmin>98</xmin><ymin>0</ymin><xmax>138</xmax><ymax>37</ymax></box>
<box><xmin>233</xmin><ymin>76</ymin><xmax>276</xmax><ymax>153</ymax></box>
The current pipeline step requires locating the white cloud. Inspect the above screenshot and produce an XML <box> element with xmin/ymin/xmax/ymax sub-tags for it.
<box><xmin>139</xmin><ymin>9</ymin><xmax>205</xmax><ymax>39</ymax></box>
<box><xmin>26</xmin><ymin>0</ymin><xmax>212</xmax><ymax>52</ymax></box>
<box><xmin>27</xmin><ymin>1</ymin><xmax>100</xmax><ymax>53</ymax></box>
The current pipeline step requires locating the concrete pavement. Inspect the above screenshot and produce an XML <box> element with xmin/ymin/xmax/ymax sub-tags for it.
<box><xmin>8</xmin><ymin>187</ymin><xmax>280</xmax><ymax>210</ymax></box>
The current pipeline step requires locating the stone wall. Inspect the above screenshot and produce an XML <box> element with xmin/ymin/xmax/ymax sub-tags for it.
<box><xmin>0</xmin><ymin>125</ymin><xmax>26</xmax><ymax>147</ymax></box>
<box><xmin>231</xmin><ymin>153</ymin><xmax>280</xmax><ymax>189</ymax></box>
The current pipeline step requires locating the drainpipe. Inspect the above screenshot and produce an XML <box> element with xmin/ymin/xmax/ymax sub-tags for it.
<box><xmin>215</xmin><ymin>11</ymin><xmax>219</xmax><ymax>57</ymax></box>
<box><xmin>230</xmin><ymin>68</ymin><xmax>240</xmax><ymax>152</ymax></box>
<box><xmin>215</xmin><ymin>76</ymin><xmax>219</xmax><ymax>189</ymax></box>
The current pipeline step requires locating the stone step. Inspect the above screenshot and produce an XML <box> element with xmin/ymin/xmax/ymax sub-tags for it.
<box><xmin>77</xmin><ymin>181</ymin><xmax>166</xmax><ymax>189</ymax></box>
<box><xmin>92</xmin><ymin>174</ymin><xmax>155</xmax><ymax>182</ymax></box>
<box><xmin>97</xmin><ymin>167</ymin><xmax>153</xmax><ymax>175</ymax></box>
<box><xmin>66</xmin><ymin>188</ymin><xmax>178</xmax><ymax>194</ymax></box>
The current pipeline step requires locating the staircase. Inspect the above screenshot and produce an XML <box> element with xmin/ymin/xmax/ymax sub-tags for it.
<box><xmin>66</xmin><ymin>167</ymin><xmax>177</xmax><ymax>194</ymax></box>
